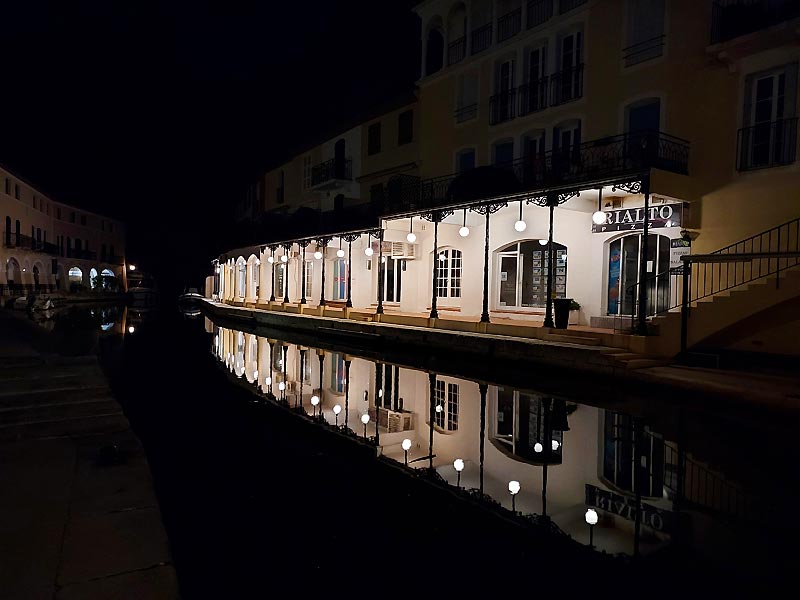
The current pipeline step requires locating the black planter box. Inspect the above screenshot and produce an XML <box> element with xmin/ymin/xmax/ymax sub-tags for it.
<box><xmin>553</xmin><ymin>298</ymin><xmax>572</xmax><ymax>329</ymax></box>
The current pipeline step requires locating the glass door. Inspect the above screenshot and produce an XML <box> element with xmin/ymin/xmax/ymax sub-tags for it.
<box><xmin>498</xmin><ymin>253</ymin><xmax>519</xmax><ymax>307</ymax></box>
<box><xmin>332</xmin><ymin>259</ymin><xmax>347</xmax><ymax>300</ymax></box>
<box><xmin>607</xmin><ymin>234</ymin><xmax>671</xmax><ymax>316</ymax></box>
<box><xmin>382</xmin><ymin>258</ymin><xmax>404</xmax><ymax>303</ymax></box>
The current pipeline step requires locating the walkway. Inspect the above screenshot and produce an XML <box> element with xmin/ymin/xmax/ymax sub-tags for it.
<box><xmin>0</xmin><ymin>311</ymin><xmax>177</xmax><ymax>599</ymax></box>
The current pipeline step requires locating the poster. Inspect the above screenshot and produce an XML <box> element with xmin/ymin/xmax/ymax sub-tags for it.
<box><xmin>608</xmin><ymin>244</ymin><xmax>621</xmax><ymax>314</ymax></box>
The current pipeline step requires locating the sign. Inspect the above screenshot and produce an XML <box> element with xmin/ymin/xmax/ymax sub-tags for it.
<box><xmin>670</xmin><ymin>238</ymin><xmax>691</xmax><ymax>269</ymax></box>
<box><xmin>585</xmin><ymin>484</ymin><xmax>674</xmax><ymax>533</ymax></box>
<box><xmin>592</xmin><ymin>203</ymin><xmax>683</xmax><ymax>233</ymax></box>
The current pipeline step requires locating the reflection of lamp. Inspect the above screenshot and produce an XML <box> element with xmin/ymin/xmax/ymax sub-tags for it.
<box><xmin>453</xmin><ymin>458</ymin><xmax>465</xmax><ymax>488</ymax></box>
<box><xmin>402</xmin><ymin>438</ymin><xmax>412</xmax><ymax>465</ymax></box>
<box><xmin>337</xmin><ymin>239</ymin><xmax>345</xmax><ymax>258</ymax></box>
<box><xmin>361</xmin><ymin>413</ymin><xmax>370</xmax><ymax>438</ymax></box>
<box><xmin>311</xmin><ymin>394</ymin><xmax>320</xmax><ymax>416</ymax></box>
<box><xmin>508</xmin><ymin>480</ymin><xmax>520</xmax><ymax>512</ymax></box>
<box><xmin>280</xmin><ymin>254</ymin><xmax>288</xmax><ymax>263</ymax></box>
<box><xmin>279</xmin><ymin>382</ymin><xmax>286</xmax><ymax>391</ymax></box>
<box><xmin>585</xmin><ymin>508</ymin><xmax>598</xmax><ymax>549</ymax></box>
<box><xmin>534</xmin><ymin>442</ymin><xmax>543</xmax><ymax>453</ymax></box>
<box><xmin>333</xmin><ymin>403</ymin><xmax>342</xmax><ymax>426</ymax></box>
<box><xmin>551</xmin><ymin>439</ymin><xmax>560</xmax><ymax>451</ymax></box>
<box><xmin>128</xmin><ymin>325</ymin><xmax>135</xmax><ymax>334</ymax></box>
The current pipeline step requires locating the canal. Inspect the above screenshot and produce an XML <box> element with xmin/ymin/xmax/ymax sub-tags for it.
<box><xmin>77</xmin><ymin>301</ymin><xmax>797</xmax><ymax>596</ymax></box>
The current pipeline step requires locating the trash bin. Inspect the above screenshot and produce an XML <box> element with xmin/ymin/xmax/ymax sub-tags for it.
<box><xmin>553</xmin><ymin>298</ymin><xmax>572</xmax><ymax>329</ymax></box>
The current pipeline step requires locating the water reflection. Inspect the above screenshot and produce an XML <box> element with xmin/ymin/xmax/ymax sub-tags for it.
<box><xmin>205</xmin><ymin>316</ymin><xmax>797</xmax><ymax>568</ymax></box>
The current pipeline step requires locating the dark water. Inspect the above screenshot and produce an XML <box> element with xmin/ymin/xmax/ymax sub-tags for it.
<box><xmin>65</xmin><ymin>301</ymin><xmax>797</xmax><ymax>597</ymax></box>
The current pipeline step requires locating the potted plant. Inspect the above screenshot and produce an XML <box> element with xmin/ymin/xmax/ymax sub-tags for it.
<box><xmin>568</xmin><ymin>299</ymin><xmax>581</xmax><ymax>326</ymax></box>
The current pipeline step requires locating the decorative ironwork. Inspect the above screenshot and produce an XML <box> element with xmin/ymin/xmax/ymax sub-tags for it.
<box><xmin>497</xmin><ymin>8</ymin><xmax>522</xmax><ymax>42</ymax></box>
<box><xmin>420</xmin><ymin>209</ymin><xmax>454</xmax><ymax>223</ymax></box>
<box><xmin>550</xmin><ymin>63</ymin><xmax>584</xmax><ymax>106</ymax></box>
<box><xmin>313</xmin><ymin>236</ymin><xmax>334</xmax><ymax>246</ymax></box>
<box><xmin>385</xmin><ymin>130</ymin><xmax>689</xmax><ymax>218</ymax></box>
<box><xmin>518</xmin><ymin>78</ymin><xmax>548</xmax><ymax>116</ymax></box>
<box><xmin>527</xmin><ymin>0</ymin><xmax>554</xmax><ymax>29</ymax></box>
<box><xmin>447</xmin><ymin>36</ymin><xmax>466</xmax><ymax>65</ymax></box>
<box><xmin>611</xmin><ymin>180</ymin><xmax>643</xmax><ymax>194</ymax></box>
<box><xmin>737</xmin><ymin>117</ymin><xmax>797</xmax><ymax>171</ymax></box>
<box><xmin>341</xmin><ymin>233</ymin><xmax>362</xmax><ymax>243</ymax></box>
<box><xmin>311</xmin><ymin>158</ymin><xmax>352</xmax><ymax>186</ymax></box>
<box><xmin>470</xmin><ymin>201</ymin><xmax>507</xmax><ymax>215</ymax></box>
<box><xmin>558</xmin><ymin>190</ymin><xmax>581</xmax><ymax>204</ymax></box>
<box><xmin>525</xmin><ymin>195</ymin><xmax>550</xmax><ymax>207</ymax></box>
<box><xmin>471</xmin><ymin>23</ymin><xmax>492</xmax><ymax>55</ymax></box>
<box><xmin>490</xmin><ymin>89</ymin><xmax>516</xmax><ymax>125</ymax></box>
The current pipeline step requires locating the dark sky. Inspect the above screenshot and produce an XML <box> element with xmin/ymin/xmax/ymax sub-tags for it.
<box><xmin>0</xmin><ymin>0</ymin><xmax>420</xmax><ymax>289</ymax></box>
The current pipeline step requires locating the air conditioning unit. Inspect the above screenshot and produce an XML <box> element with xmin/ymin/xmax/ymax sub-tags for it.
<box><xmin>390</xmin><ymin>242</ymin><xmax>416</xmax><ymax>259</ymax></box>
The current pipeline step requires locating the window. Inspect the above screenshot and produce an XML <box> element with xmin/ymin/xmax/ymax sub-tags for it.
<box><xmin>70</xmin><ymin>212</ymin><xmax>76</xmax><ymax>223</ymax></box>
<box><xmin>492</xmin><ymin>389</ymin><xmax>564</xmax><ymax>462</ymax></box>
<box><xmin>398</xmin><ymin>110</ymin><xmax>413</xmax><ymax>145</ymax></box>
<box><xmin>521</xmin><ymin>44</ymin><xmax>548</xmax><ymax>115</ymax></box>
<box><xmin>425</xmin><ymin>26</ymin><xmax>444</xmax><ymax>75</ymax></box>
<box><xmin>57</xmin><ymin>207</ymin><xmax>61</xmax><ymax>219</ymax></box>
<box><xmin>304</xmin><ymin>260</ymin><xmax>313</xmax><ymax>298</ymax></box>
<box><xmin>491</xmin><ymin>58</ymin><xmax>516</xmax><ymax>124</ymax></box>
<box><xmin>602</xmin><ymin>410</ymin><xmax>664</xmax><ymax>497</ymax></box>
<box><xmin>433</xmin><ymin>379</ymin><xmax>459</xmax><ymax>431</ymax></box>
<box><xmin>739</xmin><ymin>63</ymin><xmax>798</xmax><ymax>170</ymax></box>
<box><xmin>330</xmin><ymin>352</ymin><xmax>345</xmax><ymax>393</ymax></box>
<box><xmin>624</xmin><ymin>0</ymin><xmax>665</xmax><ymax>67</ymax></box>
<box><xmin>456</xmin><ymin>72</ymin><xmax>479</xmax><ymax>122</ymax></box>
<box><xmin>497</xmin><ymin>240</ymin><xmax>567</xmax><ymax>308</ymax></box>
<box><xmin>80</xmin><ymin>215</ymin><xmax>86</xmax><ymax>226</ymax></box>
<box><xmin>14</xmin><ymin>184</ymin><xmax>20</xmax><ymax>199</ymax></box>
<box><xmin>4</xmin><ymin>178</ymin><xmax>9</xmax><ymax>195</ymax></box>
<box><xmin>303</xmin><ymin>155</ymin><xmax>312</xmax><ymax>189</ymax></box>
<box><xmin>368</xmin><ymin>123</ymin><xmax>381</xmax><ymax>155</ymax></box>
<box><xmin>457</xmin><ymin>148</ymin><xmax>476</xmax><ymax>173</ymax></box>
<box><xmin>275</xmin><ymin>263</ymin><xmax>286</xmax><ymax>298</ymax></box>
<box><xmin>435</xmin><ymin>248</ymin><xmax>462</xmax><ymax>298</ymax></box>
<box><xmin>493</xmin><ymin>140</ymin><xmax>514</xmax><ymax>165</ymax></box>
<box><xmin>552</xmin><ymin>30</ymin><xmax>583</xmax><ymax>105</ymax></box>
<box><xmin>236</xmin><ymin>259</ymin><xmax>246</xmax><ymax>298</ymax></box>
<box><xmin>277</xmin><ymin>171</ymin><xmax>285</xmax><ymax>204</ymax></box>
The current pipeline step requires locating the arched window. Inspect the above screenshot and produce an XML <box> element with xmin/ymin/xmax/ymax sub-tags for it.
<box><xmin>68</xmin><ymin>266</ymin><xmax>82</xmax><ymax>285</ymax></box>
<box><xmin>89</xmin><ymin>267</ymin><xmax>98</xmax><ymax>289</ymax></box>
<box><xmin>497</xmin><ymin>240</ymin><xmax>567</xmax><ymax>308</ymax></box>
<box><xmin>435</xmin><ymin>247</ymin><xmax>462</xmax><ymax>298</ymax></box>
<box><xmin>425</xmin><ymin>23</ymin><xmax>444</xmax><ymax>76</ymax></box>
<box><xmin>492</xmin><ymin>389</ymin><xmax>566</xmax><ymax>464</ymax></box>
<box><xmin>4</xmin><ymin>216</ymin><xmax>10</xmax><ymax>246</ymax></box>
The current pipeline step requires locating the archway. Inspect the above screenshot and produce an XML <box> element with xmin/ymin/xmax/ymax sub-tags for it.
<box><xmin>5</xmin><ymin>257</ymin><xmax>21</xmax><ymax>291</ymax></box>
<box><xmin>495</xmin><ymin>239</ymin><xmax>568</xmax><ymax>310</ymax></box>
<box><xmin>101</xmin><ymin>268</ymin><xmax>116</xmax><ymax>291</ymax></box>
<box><xmin>32</xmin><ymin>262</ymin><xmax>43</xmax><ymax>290</ymax></box>
<box><xmin>89</xmin><ymin>267</ymin><xmax>99</xmax><ymax>290</ymax></box>
<box><xmin>68</xmin><ymin>266</ymin><xmax>83</xmax><ymax>292</ymax></box>
<box><xmin>246</xmin><ymin>254</ymin><xmax>259</xmax><ymax>300</ymax></box>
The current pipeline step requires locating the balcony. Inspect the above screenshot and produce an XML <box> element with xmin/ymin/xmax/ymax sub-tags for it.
<box><xmin>518</xmin><ymin>78</ymin><xmax>548</xmax><ymax>116</ymax></box>
<box><xmin>736</xmin><ymin>117</ymin><xmax>798</xmax><ymax>171</ymax></box>
<box><xmin>384</xmin><ymin>130</ymin><xmax>690</xmax><ymax>215</ymax></box>
<box><xmin>622</xmin><ymin>35</ymin><xmax>665</xmax><ymax>67</ymax></box>
<box><xmin>310</xmin><ymin>158</ymin><xmax>352</xmax><ymax>190</ymax></box>
<box><xmin>497</xmin><ymin>8</ymin><xmax>522</xmax><ymax>43</ymax></box>
<box><xmin>454</xmin><ymin>103</ymin><xmax>478</xmax><ymax>123</ymax></box>
<box><xmin>711</xmin><ymin>0</ymin><xmax>800</xmax><ymax>44</ymax></box>
<box><xmin>527</xmin><ymin>0</ymin><xmax>553</xmax><ymax>29</ymax></box>
<box><xmin>2</xmin><ymin>232</ymin><xmax>58</xmax><ymax>255</ymax></box>
<box><xmin>489</xmin><ymin>89</ymin><xmax>516</xmax><ymax>125</ymax></box>
<box><xmin>447</xmin><ymin>36</ymin><xmax>466</xmax><ymax>65</ymax></box>
<box><xmin>471</xmin><ymin>23</ymin><xmax>492</xmax><ymax>55</ymax></box>
<box><xmin>550</xmin><ymin>64</ymin><xmax>583</xmax><ymax>106</ymax></box>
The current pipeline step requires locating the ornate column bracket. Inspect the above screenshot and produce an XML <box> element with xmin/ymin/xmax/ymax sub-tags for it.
<box><xmin>525</xmin><ymin>194</ymin><xmax>550</xmax><ymax>207</ymax></box>
<box><xmin>420</xmin><ymin>209</ymin><xmax>454</xmax><ymax>223</ymax></box>
<box><xmin>610</xmin><ymin>180</ymin><xmax>643</xmax><ymax>194</ymax></box>
<box><xmin>469</xmin><ymin>200</ymin><xmax>507</xmax><ymax>215</ymax></box>
<box><xmin>340</xmin><ymin>233</ymin><xmax>362</xmax><ymax>243</ymax></box>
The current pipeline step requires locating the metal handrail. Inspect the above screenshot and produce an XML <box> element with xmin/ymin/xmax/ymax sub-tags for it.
<box><xmin>526</xmin><ymin>0</ymin><xmax>553</xmax><ymax>29</ymax></box>
<box><xmin>497</xmin><ymin>7</ymin><xmax>522</xmax><ymax>42</ymax></box>
<box><xmin>311</xmin><ymin>158</ymin><xmax>353</xmax><ymax>186</ymax></box>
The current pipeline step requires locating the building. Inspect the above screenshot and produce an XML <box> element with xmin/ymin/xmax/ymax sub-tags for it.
<box><xmin>2</xmin><ymin>164</ymin><xmax>127</xmax><ymax>296</ymax></box>
<box><xmin>211</xmin><ymin>0</ymin><xmax>800</xmax><ymax>360</ymax></box>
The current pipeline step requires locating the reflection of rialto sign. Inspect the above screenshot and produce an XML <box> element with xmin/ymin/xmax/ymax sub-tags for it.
<box><xmin>585</xmin><ymin>484</ymin><xmax>673</xmax><ymax>533</ymax></box>
<box><xmin>591</xmin><ymin>203</ymin><xmax>683</xmax><ymax>233</ymax></box>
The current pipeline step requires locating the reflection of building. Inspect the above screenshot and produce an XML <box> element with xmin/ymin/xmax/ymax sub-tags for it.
<box><xmin>1</xmin><ymin>163</ymin><xmax>127</xmax><ymax>296</ymax></box>
<box><xmin>211</xmin><ymin>1</ymin><xmax>800</xmax><ymax>360</ymax></box>
<box><xmin>212</xmin><ymin>321</ymin><xmax>765</xmax><ymax>559</ymax></box>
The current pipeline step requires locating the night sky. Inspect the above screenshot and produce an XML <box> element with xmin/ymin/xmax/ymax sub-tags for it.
<box><xmin>0</xmin><ymin>0</ymin><xmax>420</xmax><ymax>292</ymax></box>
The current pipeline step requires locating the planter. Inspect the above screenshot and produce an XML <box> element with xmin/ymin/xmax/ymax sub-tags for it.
<box><xmin>553</xmin><ymin>298</ymin><xmax>572</xmax><ymax>329</ymax></box>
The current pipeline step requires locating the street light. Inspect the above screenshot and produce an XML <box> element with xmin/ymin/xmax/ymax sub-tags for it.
<box><xmin>402</xmin><ymin>438</ymin><xmax>412</xmax><ymax>465</ymax></box>
<box><xmin>128</xmin><ymin>325</ymin><xmax>135</xmax><ymax>334</ymax></box>
<box><xmin>453</xmin><ymin>458</ymin><xmax>465</xmax><ymax>488</ymax></box>
<box><xmin>361</xmin><ymin>413</ymin><xmax>370</xmax><ymax>438</ymax></box>
<box><xmin>508</xmin><ymin>480</ymin><xmax>520</xmax><ymax>512</ymax></box>
<box><xmin>314</xmin><ymin>247</ymin><xmax>323</xmax><ymax>260</ymax></box>
<box><xmin>265</xmin><ymin>376</ymin><xmax>271</xmax><ymax>386</ymax></box>
<box><xmin>333</xmin><ymin>403</ymin><xmax>342</xmax><ymax>426</ymax></box>
<box><xmin>459</xmin><ymin>209</ymin><xmax>470</xmax><ymax>237</ymax></box>
<box><xmin>407</xmin><ymin>218</ymin><xmax>416</xmax><ymax>243</ymax></box>
<box><xmin>551</xmin><ymin>439</ymin><xmax>560</xmax><ymax>451</ymax></box>
<box><xmin>311</xmin><ymin>394</ymin><xmax>320</xmax><ymax>416</ymax></box>
<box><xmin>268</xmin><ymin>255</ymin><xmax>274</xmax><ymax>264</ymax></box>
<box><xmin>538</xmin><ymin>239</ymin><xmax>548</xmax><ymax>246</ymax></box>
<box><xmin>534</xmin><ymin>442</ymin><xmax>543</xmax><ymax>453</ymax></box>
<box><xmin>585</xmin><ymin>508</ymin><xmax>598</xmax><ymax>549</ymax></box>
<box><xmin>280</xmin><ymin>254</ymin><xmax>288</xmax><ymax>263</ymax></box>
<box><xmin>514</xmin><ymin>200</ymin><xmax>527</xmax><ymax>232</ymax></box>
<box><xmin>592</xmin><ymin>187</ymin><xmax>606</xmax><ymax>225</ymax></box>
<box><xmin>128</xmin><ymin>264</ymin><xmax>136</xmax><ymax>271</ymax></box>
<box><xmin>336</xmin><ymin>239</ymin><xmax>345</xmax><ymax>258</ymax></box>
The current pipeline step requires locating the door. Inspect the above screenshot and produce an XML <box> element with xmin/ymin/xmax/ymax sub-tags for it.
<box><xmin>750</xmin><ymin>71</ymin><xmax>787</xmax><ymax>166</ymax></box>
<box><xmin>527</xmin><ymin>45</ymin><xmax>547</xmax><ymax>112</ymax></box>
<box><xmin>382</xmin><ymin>258</ymin><xmax>405</xmax><ymax>303</ymax></box>
<box><xmin>496</xmin><ymin>59</ymin><xmax>515</xmax><ymax>121</ymax></box>
<box><xmin>607</xmin><ymin>234</ymin><xmax>671</xmax><ymax>316</ymax></box>
<box><xmin>558</xmin><ymin>31</ymin><xmax>582</xmax><ymax>102</ymax></box>
<box><xmin>333</xmin><ymin>259</ymin><xmax>347</xmax><ymax>300</ymax></box>
<box><xmin>498</xmin><ymin>254</ymin><xmax>519</xmax><ymax>307</ymax></box>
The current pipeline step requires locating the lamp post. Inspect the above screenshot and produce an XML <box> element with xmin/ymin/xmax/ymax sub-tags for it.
<box><xmin>361</xmin><ymin>413</ymin><xmax>370</xmax><ymax>439</ymax></box>
<box><xmin>311</xmin><ymin>394</ymin><xmax>320</xmax><ymax>417</ymax></box>
<box><xmin>402</xmin><ymin>438</ymin><xmax>412</xmax><ymax>466</ymax></box>
<box><xmin>453</xmin><ymin>458</ymin><xmax>464</xmax><ymax>489</ymax></box>
<box><xmin>585</xmin><ymin>508</ymin><xmax>598</xmax><ymax>549</ymax></box>
<box><xmin>333</xmin><ymin>403</ymin><xmax>341</xmax><ymax>426</ymax></box>
<box><xmin>508</xmin><ymin>480</ymin><xmax>520</xmax><ymax>513</ymax></box>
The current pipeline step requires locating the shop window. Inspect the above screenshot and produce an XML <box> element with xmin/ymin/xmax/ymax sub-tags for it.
<box><xmin>236</xmin><ymin>258</ymin><xmax>246</xmax><ymax>298</ymax></box>
<box><xmin>602</xmin><ymin>410</ymin><xmax>664</xmax><ymax>497</ymax></box>
<box><xmin>382</xmin><ymin>257</ymin><xmax>406</xmax><ymax>302</ymax></box>
<box><xmin>304</xmin><ymin>260</ymin><xmax>313</xmax><ymax>298</ymax></box>
<box><xmin>497</xmin><ymin>240</ymin><xmax>567</xmax><ymax>308</ymax></box>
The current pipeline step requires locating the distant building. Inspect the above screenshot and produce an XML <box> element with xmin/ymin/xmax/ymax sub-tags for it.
<box><xmin>213</xmin><ymin>0</ymin><xmax>800</xmax><ymax>359</ymax></box>
<box><xmin>1</xmin><ymin>164</ymin><xmax>127</xmax><ymax>295</ymax></box>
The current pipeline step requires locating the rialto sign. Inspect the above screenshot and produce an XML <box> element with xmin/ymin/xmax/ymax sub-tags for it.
<box><xmin>591</xmin><ymin>202</ymin><xmax>683</xmax><ymax>233</ymax></box>
<box><xmin>585</xmin><ymin>484</ymin><xmax>674</xmax><ymax>533</ymax></box>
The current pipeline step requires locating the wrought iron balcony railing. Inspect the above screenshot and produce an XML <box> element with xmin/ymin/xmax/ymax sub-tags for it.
<box><xmin>711</xmin><ymin>0</ymin><xmax>800</xmax><ymax>44</ymax></box>
<box><xmin>447</xmin><ymin>36</ymin><xmax>466</xmax><ymax>65</ymax></box>
<box><xmin>527</xmin><ymin>0</ymin><xmax>553</xmax><ymax>29</ymax></box>
<box><xmin>559</xmin><ymin>0</ymin><xmax>587</xmax><ymax>14</ymax></box>
<box><xmin>471</xmin><ymin>23</ymin><xmax>493</xmax><ymax>55</ymax></box>
<box><xmin>489</xmin><ymin>89</ymin><xmax>516</xmax><ymax>125</ymax></box>
<box><xmin>736</xmin><ymin>117</ymin><xmax>797</xmax><ymax>171</ymax></box>
<box><xmin>454</xmin><ymin>103</ymin><xmax>478</xmax><ymax>123</ymax></box>
<box><xmin>550</xmin><ymin>64</ymin><xmax>583</xmax><ymax>106</ymax></box>
<box><xmin>311</xmin><ymin>158</ymin><xmax>353</xmax><ymax>186</ymax></box>
<box><xmin>384</xmin><ymin>130</ymin><xmax>689</xmax><ymax>215</ymax></box>
<box><xmin>497</xmin><ymin>8</ymin><xmax>522</xmax><ymax>42</ymax></box>
<box><xmin>622</xmin><ymin>35</ymin><xmax>665</xmax><ymax>67</ymax></box>
<box><xmin>2</xmin><ymin>232</ymin><xmax>58</xmax><ymax>255</ymax></box>
<box><xmin>518</xmin><ymin>78</ymin><xmax>548</xmax><ymax>116</ymax></box>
